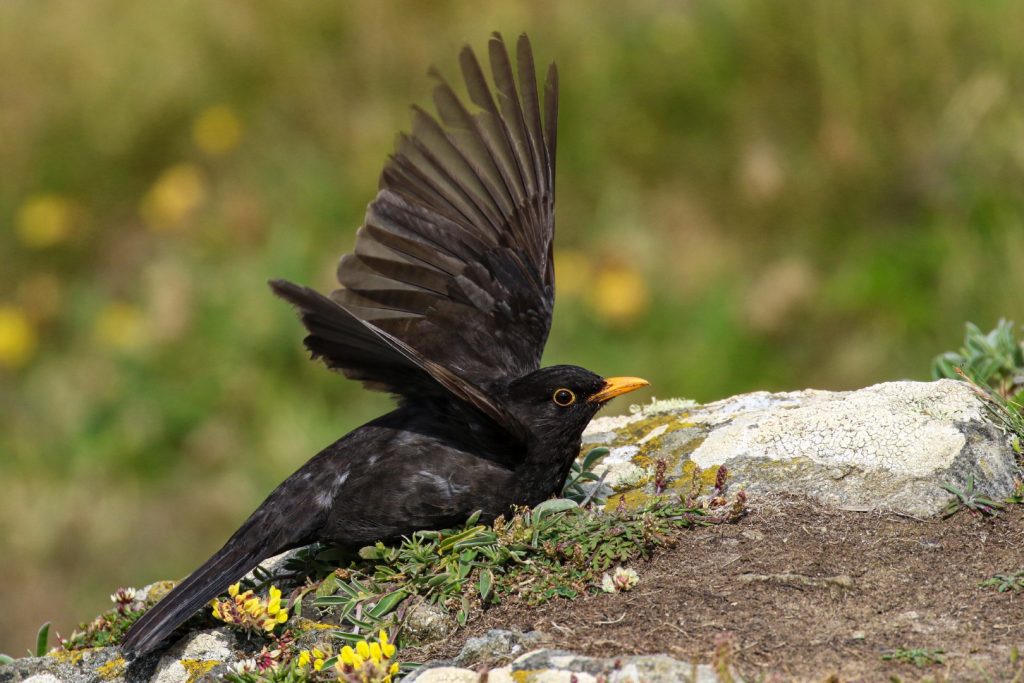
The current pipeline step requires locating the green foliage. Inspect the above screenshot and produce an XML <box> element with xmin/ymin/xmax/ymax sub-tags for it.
<box><xmin>979</xmin><ymin>571</ymin><xmax>1024</xmax><ymax>593</ymax></box>
<box><xmin>940</xmin><ymin>476</ymin><xmax>1004</xmax><ymax>518</ymax></box>
<box><xmin>933</xmin><ymin>320</ymin><xmax>1024</xmax><ymax>402</ymax></box>
<box><xmin>882</xmin><ymin>647</ymin><xmax>945</xmax><ymax>668</ymax></box>
<box><xmin>309</xmin><ymin>499</ymin><xmax>707</xmax><ymax>640</ymax></box>
<box><xmin>63</xmin><ymin>588</ymin><xmax>155</xmax><ymax>651</ymax></box>
<box><xmin>1007</xmin><ymin>481</ymin><xmax>1024</xmax><ymax>506</ymax></box>
<box><xmin>60</xmin><ymin>609</ymin><xmax>144</xmax><ymax>650</ymax></box>
<box><xmin>934</xmin><ymin>320</ymin><xmax>1024</xmax><ymax>467</ymax></box>
<box><xmin>0</xmin><ymin>654</ymin><xmax>13</xmax><ymax>665</ymax></box>
<box><xmin>226</xmin><ymin>665</ymin><xmax>309</xmax><ymax>683</ymax></box>
<box><xmin>562</xmin><ymin>447</ymin><xmax>611</xmax><ymax>506</ymax></box>
<box><xmin>34</xmin><ymin>622</ymin><xmax>49</xmax><ymax>657</ymax></box>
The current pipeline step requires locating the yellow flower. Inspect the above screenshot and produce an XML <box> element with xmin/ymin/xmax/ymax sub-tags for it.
<box><xmin>587</xmin><ymin>263</ymin><xmax>650</xmax><ymax>326</ymax></box>
<box><xmin>93</xmin><ymin>302</ymin><xmax>145</xmax><ymax>351</ymax></box>
<box><xmin>380</xmin><ymin>630</ymin><xmax>396</xmax><ymax>658</ymax></box>
<box><xmin>0</xmin><ymin>305</ymin><xmax>37</xmax><ymax>369</ymax></box>
<box><xmin>267</xmin><ymin>586</ymin><xmax>282</xmax><ymax>614</ymax></box>
<box><xmin>297</xmin><ymin>650</ymin><xmax>311</xmax><ymax>668</ymax></box>
<box><xmin>16</xmin><ymin>194</ymin><xmax>75</xmax><ymax>248</ymax></box>
<box><xmin>356</xmin><ymin>640</ymin><xmax>370</xmax><ymax>660</ymax></box>
<box><xmin>192</xmin><ymin>105</ymin><xmax>243</xmax><ymax>157</ymax></box>
<box><xmin>554</xmin><ymin>249</ymin><xmax>591</xmax><ymax>299</ymax></box>
<box><xmin>390</xmin><ymin>662</ymin><xmax>399</xmax><ymax>675</ymax></box>
<box><xmin>228</xmin><ymin>583</ymin><xmax>240</xmax><ymax>597</ymax></box>
<box><xmin>140</xmin><ymin>163</ymin><xmax>206</xmax><ymax>232</ymax></box>
<box><xmin>340</xmin><ymin>645</ymin><xmax>358</xmax><ymax>667</ymax></box>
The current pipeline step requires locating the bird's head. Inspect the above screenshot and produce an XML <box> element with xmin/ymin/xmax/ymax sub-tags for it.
<box><xmin>503</xmin><ymin>365</ymin><xmax>649</xmax><ymax>445</ymax></box>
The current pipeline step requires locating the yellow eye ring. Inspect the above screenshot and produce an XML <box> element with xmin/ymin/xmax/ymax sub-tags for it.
<box><xmin>552</xmin><ymin>388</ymin><xmax>576</xmax><ymax>406</ymax></box>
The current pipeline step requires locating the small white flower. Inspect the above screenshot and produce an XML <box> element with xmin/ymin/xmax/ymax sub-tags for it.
<box><xmin>110</xmin><ymin>587</ymin><xmax>137</xmax><ymax>604</ymax></box>
<box><xmin>601</xmin><ymin>566</ymin><xmax>639</xmax><ymax>593</ymax></box>
<box><xmin>230</xmin><ymin>658</ymin><xmax>259</xmax><ymax>674</ymax></box>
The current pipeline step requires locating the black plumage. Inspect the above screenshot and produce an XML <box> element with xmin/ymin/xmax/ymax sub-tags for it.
<box><xmin>121</xmin><ymin>33</ymin><xmax>647</xmax><ymax>655</ymax></box>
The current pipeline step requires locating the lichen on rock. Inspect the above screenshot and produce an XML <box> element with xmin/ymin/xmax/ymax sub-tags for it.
<box><xmin>583</xmin><ymin>379</ymin><xmax>1021</xmax><ymax>517</ymax></box>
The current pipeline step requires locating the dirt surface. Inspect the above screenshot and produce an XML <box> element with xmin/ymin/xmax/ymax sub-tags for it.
<box><xmin>409</xmin><ymin>498</ymin><xmax>1024</xmax><ymax>682</ymax></box>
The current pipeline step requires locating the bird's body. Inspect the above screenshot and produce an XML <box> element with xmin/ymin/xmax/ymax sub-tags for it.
<box><xmin>121</xmin><ymin>33</ymin><xmax>648</xmax><ymax>655</ymax></box>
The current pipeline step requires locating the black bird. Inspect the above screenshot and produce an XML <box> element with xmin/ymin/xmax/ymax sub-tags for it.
<box><xmin>121</xmin><ymin>33</ymin><xmax>648</xmax><ymax>654</ymax></box>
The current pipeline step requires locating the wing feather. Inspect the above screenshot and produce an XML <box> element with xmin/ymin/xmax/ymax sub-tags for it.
<box><xmin>277</xmin><ymin>32</ymin><xmax>558</xmax><ymax>423</ymax></box>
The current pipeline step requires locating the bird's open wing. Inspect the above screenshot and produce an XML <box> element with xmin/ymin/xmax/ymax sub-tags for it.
<box><xmin>270</xmin><ymin>280</ymin><xmax>524</xmax><ymax>437</ymax></box>
<box><xmin>327</xmin><ymin>32</ymin><xmax>558</xmax><ymax>385</ymax></box>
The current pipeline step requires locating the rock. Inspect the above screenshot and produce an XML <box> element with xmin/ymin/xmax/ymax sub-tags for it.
<box><xmin>409</xmin><ymin>667</ymin><xmax>480</xmax><ymax>683</ymax></box>
<box><xmin>454</xmin><ymin>629</ymin><xmax>543</xmax><ymax>667</ymax></box>
<box><xmin>150</xmin><ymin>631</ymin><xmax>233</xmax><ymax>683</ymax></box>
<box><xmin>507</xmin><ymin>649</ymin><xmax>723</xmax><ymax>682</ymax></box>
<box><xmin>403</xmin><ymin>600</ymin><xmax>456</xmax><ymax>647</ymax></box>
<box><xmin>585</xmin><ymin>380</ymin><xmax>1020</xmax><ymax>517</ymax></box>
<box><xmin>0</xmin><ymin>648</ymin><xmax>127</xmax><ymax>683</ymax></box>
<box><xmin>241</xmin><ymin>549</ymin><xmax>301</xmax><ymax>583</ymax></box>
<box><xmin>407</xmin><ymin>649</ymin><xmax>727</xmax><ymax>682</ymax></box>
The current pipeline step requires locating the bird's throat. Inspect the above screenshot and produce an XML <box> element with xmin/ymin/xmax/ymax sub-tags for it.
<box><xmin>513</xmin><ymin>439</ymin><xmax>582</xmax><ymax>508</ymax></box>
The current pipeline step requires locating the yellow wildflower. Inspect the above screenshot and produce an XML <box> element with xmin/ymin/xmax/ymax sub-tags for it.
<box><xmin>93</xmin><ymin>302</ymin><xmax>145</xmax><ymax>351</ymax></box>
<box><xmin>587</xmin><ymin>263</ymin><xmax>649</xmax><ymax>326</ymax></box>
<box><xmin>267</xmin><ymin>586</ymin><xmax>282</xmax><ymax>614</ymax></box>
<box><xmin>380</xmin><ymin>629</ymin><xmax>396</xmax><ymax>658</ymax></box>
<box><xmin>0</xmin><ymin>305</ymin><xmax>37</xmax><ymax>368</ymax></box>
<box><xmin>140</xmin><ymin>163</ymin><xmax>206</xmax><ymax>232</ymax></box>
<box><xmin>340</xmin><ymin>644</ymin><xmax>360</xmax><ymax>667</ymax></box>
<box><xmin>335</xmin><ymin>631</ymin><xmax>399</xmax><ymax>682</ymax></box>
<box><xmin>210</xmin><ymin>582</ymin><xmax>290</xmax><ymax>635</ymax></box>
<box><xmin>16</xmin><ymin>194</ymin><xmax>75</xmax><ymax>248</ymax></box>
<box><xmin>192</xmin><ymin>105</ymin><xmax>243</xmax><ymax>157</ymax></box>
<box><xmin>554</xmin><ymin>248</ymin><xmax>591</xmax><ymax>299</ymax></box>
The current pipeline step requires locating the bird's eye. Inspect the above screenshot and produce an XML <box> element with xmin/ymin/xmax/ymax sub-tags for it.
<box><xmin>552</xmin><ymin>388</ymin><xmax>576</xmax><ymax>406</ymax></box>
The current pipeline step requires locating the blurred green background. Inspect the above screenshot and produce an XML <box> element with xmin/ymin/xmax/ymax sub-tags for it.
<box><xmin>3</xmin><ymin>0</ymin><xmax>1024</xmax><ymax>654</ymax></box>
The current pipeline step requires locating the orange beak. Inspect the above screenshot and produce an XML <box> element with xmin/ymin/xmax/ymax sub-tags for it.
<box><xmin>588</xmin><ymin>376</ymin><xmax>650</xmax><ymax>403</ymax></box>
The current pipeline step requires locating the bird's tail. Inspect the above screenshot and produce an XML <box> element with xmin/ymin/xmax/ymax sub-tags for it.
<box><xmin>120</xmin><ymin>519</ymin><xmax>278</xmax><ymax>654</ymax></box>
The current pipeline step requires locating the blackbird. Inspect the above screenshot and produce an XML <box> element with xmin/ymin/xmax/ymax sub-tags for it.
<box><xmin>121</xmin><ymin>32</ymin><xmax>648</xmax><ymax>654</ymax></box>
